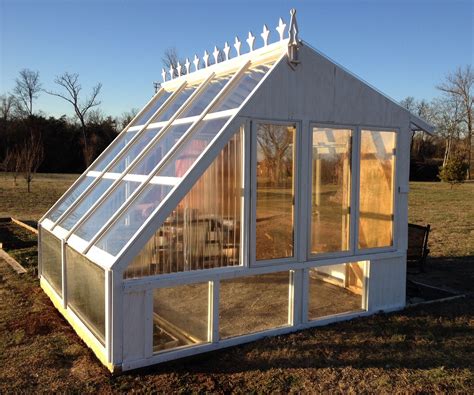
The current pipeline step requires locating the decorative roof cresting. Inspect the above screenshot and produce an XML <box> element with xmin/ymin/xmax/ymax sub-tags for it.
<box><xmin>160</xmin><ymin>8</ymin><xmax>301</xmax><ymax>83</ymax></box>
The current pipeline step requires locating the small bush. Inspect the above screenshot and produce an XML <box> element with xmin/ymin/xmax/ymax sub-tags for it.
<box><xmin>438</xmin><ymin>157</ymin><xmax>467</xmax><ymax>187</ymax></box>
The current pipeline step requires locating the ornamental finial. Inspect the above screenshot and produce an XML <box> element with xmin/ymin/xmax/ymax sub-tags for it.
<box><xmin>203</xmin><ymin>50</ymin><xmax>210</xmax><ymax>67</ymax></box>
<box><xmin>169</xmin><ymin>65</ymin><xmax>175</xmax><ymax>79</ymax></box>
<box><xmin>213</xmin><ymin>46</ymin><xmax>220</xmax><ymax>64</ymax></box>
<box><xmin>289</xmin><ymin>8</ymin><xmax>300</xmax><ymax>45</ymax></box>
<box><xmin>246</xmin><ymin>31</ymin><xmax>255</xmax><ymax>51</ymax></box>
<box><xmin>161</xmin><ymin>68</ymin><xmax>166</xmax><ymax>82</ymax></box>
<box><xmin>176</xmin><ymin>62</ymin><xmax>182</xmax><ymax>77</ymax></box>
<box><xmin>261</xmin><ymin>24</ymin><xmax>270</xmax><ymax>46</ymax></box>
<box><xmin>223</xmin><ymin>41</ymin><xmax>231</xmax><ymax>60</ymax></box>
<box><xmin>276</xmin><ymin>17</ymin><xmax>286</xmax><ymax>41</ymax></box>
<box><xmin>193</xmin><ymin>54</ymin><xmax>200</xmax><ymax>71</ymax></box>
<box><xmin>184</xmin><ymin>58</ymin><xmax>191</xmax><ymax>74</ymax></box>
<box><xmin>234</xmin><ymin>36</ymin><xmax>242</xmax><ymax>56</ymax></box>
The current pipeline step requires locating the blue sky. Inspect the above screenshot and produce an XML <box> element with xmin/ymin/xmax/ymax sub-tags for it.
<box><xmin>0</xmin><ymin>0</ymin><xmax>472</xmax><ymax>118</ymax></box>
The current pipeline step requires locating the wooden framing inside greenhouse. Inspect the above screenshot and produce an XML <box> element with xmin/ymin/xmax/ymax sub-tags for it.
<box><xmin>38</xmin><ymin>9</ymin><xmax>434</xmax><ymax>372</ymax></box>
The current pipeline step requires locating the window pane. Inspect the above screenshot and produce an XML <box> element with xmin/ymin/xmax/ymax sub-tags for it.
<box><xmin>153</xmin><ymin>282</ymin><xmax>209</xmax><ymax>353</ymax></box>
<box><xmin>151</xmin><ymin>85</ymin><xmax>197</xmax><ymax>123</ymax></box>
<box><xmin>125</xmin><ymin>123</ymin><xmax>191</xmax><ymax>176</ymax></box>
<box><xmin>219</xmin><ymin>272</ymin><xmax>290</xmax><ymax>339</ymax></box>
<box><xmin>256</xmin><ymin>123</ymin><xmax>295</xmax><ymax>261</ymax></box>
<box><xmin>109</xmin><ymin>128</ymin><xmax>162</xmax><ymax>173</ymax></box>
<box><xmin>132</xmin><ymin>89</ymin><xmax>172</xmax><ymax>126</ymax></box>
<box><xmin>94</xmin><ymin>120</ymin><xmax>235</xmax><ymax>257</ymax></box>
<box><xmin>124</xmin><ymin>129</ymin><xmax>242</xmax><ymax>278</ymax></box>
<box><xmin>66</xmin><ymin>246</ymin><xmax>105</xmax><ymax>344</ymax></box>
<box><xmin>212</xmin><ymin>64</ymin><xmax>272</xmax><ymax>112</ymax></box>
<box><xmin>94</xmin><ymin>130</ymin><xmax>138</xmax><ymax>172</ymax></box>
<box><xmin>47</xmin><ymin>176</ymin><xmax>95</xmax><ymax>222</ymax></box>
<box><xmin>177</xmin><ymin>74</ymin><xmax>232</xmax><ymax>119</ymax></box>
<box><xmin>358</xmin><ymin>130</ymin><xmax>396</xmax><ymax>249</ymax></box>
<box><xmin>311</xmin><ymin>128</ymin><xmax>351</xmax><ymax>254</ymax></box>
<box><xmin>74</xmin><ymin>180</ymin><xmax>141</xmax><ymax>242</ymax></box>
<box><xmin>40</xmin><ymin>228</ymin><xmax>62</xmax><ymax>295</ymax></box>
<box><xmin>57</xmin><ymin>178</ymin><xmax>115</xmax><ymax>231</ymax></box>
<box><xmin>308</xmin><ymin>262</ymin><xmax>365</xmax><ymax>320</ymax></box>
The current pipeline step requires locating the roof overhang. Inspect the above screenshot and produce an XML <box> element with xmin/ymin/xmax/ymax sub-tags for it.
<box><xmin>410</xmin><ymin>114</ymin><xmax>435</xmax><ymax>135</ymax></box>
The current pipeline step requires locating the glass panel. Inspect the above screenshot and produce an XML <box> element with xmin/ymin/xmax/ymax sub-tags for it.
<box><xmin>74</xmin><ymin>180</ymin><xmax>141</xmax><ymax>242</ymax></box>
<box><xmin>40</xmin><ymin>228</ymin><xmax>62</xmax><ymax>295</ymax></box>
<box><xmin>219</xmin><ymin>272</ymin><xmax>290</xmax><ymax>339</ymax></box>
<box><xmin>308</xmin><ymin>262</ymin><xmax>365</xmax><ymax>320</ymax></box>
<box><xmin>66</xmin><ymin>246</ymin><xmax>105</xmax><ymax>344</ymax></box>
<box><xmin>153</xmin><ymin>282</ymin><xmax>209</xmax><ymax>353</ymax></box>
<box><xmin>57</xmin><ymin>178</ymin><xmax>115</xmax><ymax>231</ymax></box>
<box><xmin>95</xmin><ymin>119</ymin><xmax>235</xmax><ymax>257</ymax></box>
<box><xmin>47</xmin><ymin>176</ymin><xmax>95</xmax><ymax>222</ymax></box>
<box><xmin>212</xmin><ymin>63</ymin><xmax>272</xmax><ymax>112</ymax></box>
<box><xmin>151</xmin><ymin>85</ymin><xmax>197</xmax><ymax>123</ymax></box>
<box><xmin>358</xmin><ymin>130</ymin><xmax>396</xmax><ymax>249</ymax></box>
<box><xmin>124</xmin><ymin>130</ymin><xmax>242</xmax><ymax>278</ymax></box>
<box><xmin>94</xmin><ymin>130</ymin><xmax>138</xmax><ymax>172</ymax></box>
<box><xmin>125</xmin><ymin>123</ymin><xmax>191</xmax><ymax>176</ymax></box>
<box><xmin>177</xmin><ymin>74</ymin><xmax>232</xmax><ymax>119</ymax></box>
<box><xmin>311</xmin><ymin>128</ymin><xmax>351</xmax><ymax>254</ymax></box>
<box><xmin>109</xmin><ymin>127</ymin><xmax>162</xmax><ymax>173</ymax></box>
<box><xmin>132</xmin><ymin>89</ymin><xmax>172</xmax><ymax>126</ymax></box>
<box><xmin>256</xmin><ymin>123</ymin><xmax>296</xmax><ymax>261</ymax></box>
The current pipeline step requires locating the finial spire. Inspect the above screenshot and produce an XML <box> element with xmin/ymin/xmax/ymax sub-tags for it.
<box><xmin>184</xmin><ymin>58</ymin><xmax>191</xmax><ymax>75</ymax></box>
<box><xmin>261</xmin><ymin>24</ymin><xmax>270</xmax><ymax>46</ymax></box>
<box><xmin>212</xmin><ymin>46</ymin><xmax>220</xmax><ymax>64</ymax></box>
<box><xmin>203</xmin><ymin>50</ymin><xmax>210</xmax><ymax>67</ymax></box>
<box><xmin>176</xmin><ymin>62</ymin><xmax>182</xmax><ymax>77</ymax></box>
<box><xmin>223</xmin><ymin>41</ymin><xmax>231</xmax><ymax>60</ymax></box>
<box><xmin>287</xmin><ymin>9</ymin><xmax>301</xmax><ymax>65</ymax></box>
<box><xmin>161</xmin><ymin>68</ymin><xmax>166</xmax><ymax>82</ymax></box>
<box><xmin>246</xmin><ymin>31</ymin><xmax>255</xmax><ymax>51</ymax></box>
<box><xmin>234</xmin><ymin>36</ymin><xmax>242</xmax><ymax>56</ymax></box>
<box><xmin>276</xmin><ymin>17</ymin><xmax>286</xmax><ymax>41</ymax></box>
<box><xmin>193</xmin><ymin>54</ymin><xmax>200</xmax><ymax>71</ymax></box>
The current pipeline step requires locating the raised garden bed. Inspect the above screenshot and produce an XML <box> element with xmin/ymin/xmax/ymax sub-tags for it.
<box><xmin>0</xmin><ymin>218</ymin><xmax>38</xmax><ymax>272</ymax></box>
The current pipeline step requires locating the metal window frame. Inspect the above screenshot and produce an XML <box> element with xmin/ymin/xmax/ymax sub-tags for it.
<box><xmin>48</xmin><ymin>82</ymin><xmax>188</xmax><ymax>231</ymax></box>
<box><xmin>40</xmin><ymin>87</ymin><xmax>171</xmax><ymax>225</ymax></box>
<box><xmin>83</xmin><ymin>61</ymin><xmax>252</xmax><ymax>255</ymax></box>
<box><xmin>61</xmin><ymin>74</ymin><xmax>215</xmax><ymax>241</ymax></box>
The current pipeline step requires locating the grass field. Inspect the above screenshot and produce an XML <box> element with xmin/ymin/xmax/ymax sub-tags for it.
<box><xmin>0</xmin><ymin>173</ymin><xmax>473</xmax><ymax>392</ymax></box>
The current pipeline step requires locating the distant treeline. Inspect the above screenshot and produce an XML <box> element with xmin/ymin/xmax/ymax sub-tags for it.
<box><xmin>0</xmin><ymin>115</ymin><xmax>118</xmax><ymax>174</ymax></box>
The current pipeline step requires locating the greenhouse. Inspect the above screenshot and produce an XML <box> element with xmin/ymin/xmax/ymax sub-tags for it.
<box><xmin>38</xmin><ymin>9</ymin><xmax>433</xmax><ymax>372</ymax></box>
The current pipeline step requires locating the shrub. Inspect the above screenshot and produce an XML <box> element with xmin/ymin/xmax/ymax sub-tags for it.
<box><xmin>438</xmin><ymin>157</ymin><xmax>467</xmax><ymax>187</ymax></box>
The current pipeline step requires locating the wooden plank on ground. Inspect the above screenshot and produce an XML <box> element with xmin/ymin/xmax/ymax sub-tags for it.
<box><xmin>10</xmin><ymin>217</ymin><xmax>38</xmax><ymax>234</ymax></box>
<box><xmin>0</xmin><ymin>248</ymin><xmax>27</xmax><ymax>274</ymax></box>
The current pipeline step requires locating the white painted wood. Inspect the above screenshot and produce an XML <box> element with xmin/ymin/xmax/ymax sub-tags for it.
<box><xmin>366</xmin><ymin>256</ymin><xmax>406</xmax><ymax>312</ymax></box>
<box><xmin>61</xmin><ymin>239</ymin><xmax>67</xmax><ymax>308</ymax></box>
<box><xmin>122</xmin><ymin>289</ymin><xmax>148</xmax><ymax>362</ymax></box>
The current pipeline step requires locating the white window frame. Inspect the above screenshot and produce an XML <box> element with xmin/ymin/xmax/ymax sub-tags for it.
<box><xmin>250</xmin><ymin>119</ymin><xmax>301</xmax><ymax>268</ymax></box>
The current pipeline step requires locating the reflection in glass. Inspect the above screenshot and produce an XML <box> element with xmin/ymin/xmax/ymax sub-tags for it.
<box><xmin>219</xmin><ymin>272</ymin><xmax>290</xmax><ymax>339</ymax></box>
<box><xmin>153</xmin><ymin>283</ymin><xmax>209</xmax><ymax>353</ymax></box>
<box><xmin>256</xmin><ymin>123</ymin><xmax>295</xmax><ymax>261</ymax></box>
<box><xmin>358</xmin><ymin>130</ymin><xmax>396</xmax><ymax>249</ymax></box>
<box><xmin>117</xmin><ymin>128</ymin><xmax>242</xmax><ymax>269</ymax></box>
<box><xmin>151</xmin><ymin>85</ymin><xmax>197</xmax><ymax>123</ymax></box>
<box><xmin>311</xmin><ymin>128</ymin><xmax>351</xmax><ymax>254</ymax></box>
<box><xmin>308</xmin><ymin>262</ymin><xmax>365</xmax><ymax>320</ymax></box>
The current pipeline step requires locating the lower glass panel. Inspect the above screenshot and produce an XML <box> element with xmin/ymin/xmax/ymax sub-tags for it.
<box><xmin>308</xmin><ymin>262</ymin><xmax>365</xmax><ymax>320</ymax></box>
<box><xmin>219</xmin><ymin>272</ymin><xmax>290</xmax><ymax>339</ymax></box>
<box><xmin>256</xmin><ymin>123</ymin><xmax>296</xmax><ymax>261</ymax></box>
<box><xmin>153</xmin><ymin>282</ymin><xmax>209</xmax><ymax>353</ymax></box>
<box><xmin>40</xmin><ymin>228</ymin><xmax>62</xmax><ymax>296</ymax></box>
<box><xmin>66</xmin><ymin>246</ymin><xmax>105</xmax><ymax>344</ymax></box>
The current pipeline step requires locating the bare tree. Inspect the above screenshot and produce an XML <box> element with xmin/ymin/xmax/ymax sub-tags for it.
<box><xmin>437</xmin><ymin>65</ymin><xmax>473</xmax><ymax>178</ymax></box>
<box><xmin>0</xmin><ymin>93</ymin><xmax>17</xmax><ymax>121</ymax></box>
<box><xmin>118</xmin><ymin>107</ymin><xmax>139</xmax><ymax>130</ymax></box>
<box><xmin>45</xmin><ymin>72</ymin><xmax>102</xmax><ymax>166</ymax></box>
<box><xmin>13</xmin><ymin>69</ymin><xmax>42</xmax><ymax>116</ymax></box>
<box><xmin>16</xmin><ymin>132</ymin><xmax>44</xmax><ymax>192</ymax></box>
<box><xmin>1</xmin><ymin>147</ymin><xmax>22</xmax><ymax>185</ymax></box>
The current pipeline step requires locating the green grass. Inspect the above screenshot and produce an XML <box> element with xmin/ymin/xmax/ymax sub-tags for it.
<box><xmin>0</xmin><ymin>174</ymin><xmax>473</xmax><ymax>392</ymax></box>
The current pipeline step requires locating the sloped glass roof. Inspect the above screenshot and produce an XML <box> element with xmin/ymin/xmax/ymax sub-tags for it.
<box><xmin>40</xmin><ymin>41</ymin><xmax>287</xmax><ymax>269</ymax></box>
